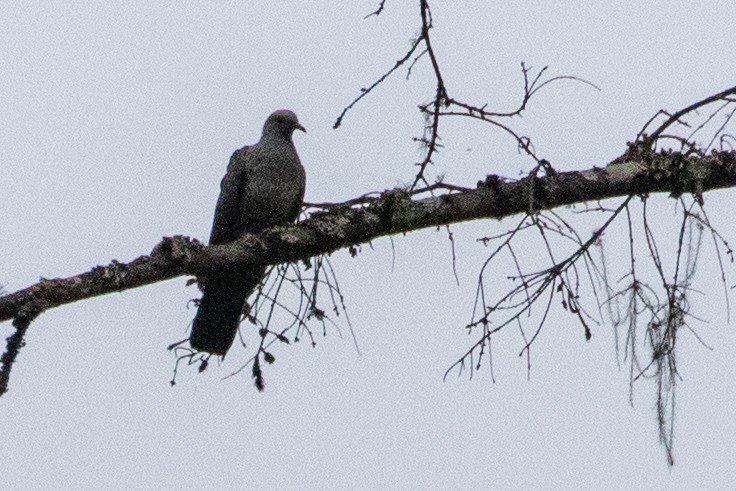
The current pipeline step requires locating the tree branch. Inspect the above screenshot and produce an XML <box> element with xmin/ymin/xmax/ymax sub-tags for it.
<box><xmin>2</xmin><ymin>151</ymin><xmax>735</xmax><ymax>324</ymax></box>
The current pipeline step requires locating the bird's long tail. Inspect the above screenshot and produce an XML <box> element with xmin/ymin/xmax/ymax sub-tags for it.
<box><xmin>189</xmin><ymin>266</ymin><xmax>266</xmax><ymax>356</ymax></box>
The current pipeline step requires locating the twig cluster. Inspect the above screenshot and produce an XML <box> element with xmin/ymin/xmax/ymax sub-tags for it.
<box><xmin>169</xmin><ymin>254</ymin><xmax>354</xmax><ymax>390</ymax></box>
<box><xmin>334</xmin><ymin>0</ymin><xmax>736</xmax><ymax>465</ymax></box>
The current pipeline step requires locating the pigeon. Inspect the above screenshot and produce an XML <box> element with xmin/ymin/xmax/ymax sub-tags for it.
<box><xmin>189</xmin><ymin>110</ymin><xmax>306</xmax><ymax>356</ymax></box>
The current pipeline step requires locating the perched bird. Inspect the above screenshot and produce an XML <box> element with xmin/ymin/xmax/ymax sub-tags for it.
<box><xmin>190</xmin><ymin>110</ymin><xmax>306</xmax><ymax>356</ymax></box>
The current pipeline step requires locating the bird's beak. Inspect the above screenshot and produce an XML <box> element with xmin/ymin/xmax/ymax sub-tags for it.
<box><xmin>295</xmin><ymin>124</ymin><xmax>306</xmax><ymax>133</ymax></box>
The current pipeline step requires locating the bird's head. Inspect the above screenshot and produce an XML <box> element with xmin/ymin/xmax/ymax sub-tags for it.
<box><xmin>263</xmin><ymin>109</ymin><xmax>306</xmax><ymax>138</ymax></box>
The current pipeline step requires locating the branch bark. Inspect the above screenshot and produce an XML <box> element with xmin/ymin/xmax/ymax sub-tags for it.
<box><xmin>1</xmin><ymin>150</ymin><xmax>735</xmax><ymax>324</ymax></box>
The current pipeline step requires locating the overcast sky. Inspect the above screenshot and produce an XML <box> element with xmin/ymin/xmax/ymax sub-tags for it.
<box><xmin>2</xmin><ymin>2</ymin><xmax>735</xmax><ymax>489</ymax></box>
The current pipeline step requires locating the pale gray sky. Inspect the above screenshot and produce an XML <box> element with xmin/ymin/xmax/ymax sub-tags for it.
<box><xmin>2</xmin><ymin>2</ymin><xmax>735</xmax><ymax>489</ymax></box>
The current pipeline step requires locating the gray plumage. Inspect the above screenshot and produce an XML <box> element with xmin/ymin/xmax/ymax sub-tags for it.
<box><xmin>190</xmin><ymin>110</ymin><xmax>306</xmax><ymax>356</ymax></box>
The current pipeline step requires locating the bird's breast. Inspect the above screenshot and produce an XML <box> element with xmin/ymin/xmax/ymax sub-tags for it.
<box><xmin>239</xmin><ymin>151</ymin><xmax>305</xmax><ymax>231</ymax></box>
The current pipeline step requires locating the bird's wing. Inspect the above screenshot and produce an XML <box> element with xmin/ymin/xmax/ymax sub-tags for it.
<box><xmin>208</xmin><ymin>146</ymin><xmax>250</xmax><ymax>245</ymax></box>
